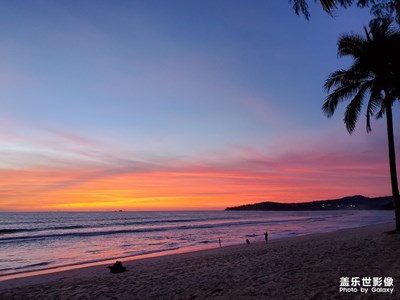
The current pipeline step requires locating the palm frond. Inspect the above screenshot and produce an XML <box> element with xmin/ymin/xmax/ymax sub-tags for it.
<box><xmin>376</xmin><ymin>105</ymin><xmax>386</xmax><ymax>119</ymax></box>
<box><xmin>319</xmin><ymin>0</ymin><xmax>338</xmax><ymax>13</ymax></box>
<box><xmin>290</xmin><ymin>0</ymin><xmax>311</xmax><ymax>19</ymax></box>
<box><xmin>325</xmin><ymin>67</ymin><xmax>370</xmax><ymax>92</ymax></box>
<box><xmin>320</xmin><ymin>0</ymin><xmax>353</xmax><ymax>13</ymax></box>
<box><xmin>369</xmin><ymin>18</ymin><xmax>398</xmax><ymax>42</ymax></box>
<box><xmin>322</xmin><ymin>82</ymin><xmax>362</xmax><ymax>117</ymax></box>
<box><xmin>291</xmin><ymin>0</ymin><xmax>356</xmax><ymax>19</ymax></box>
<box><xmin>322</xmin><ymin>94</ymin><xmax>339</xmax><ymax>117</ymax></box>
<box><xmin>324</xmin><ymin>69</ymin><xmax>351</xmax><ymax>91</ymax></box>
<box><xmin>344</xmin><ymin>84</ymin><xmax>369</xmax><ymax>133</ymax></box>
<box><xmin>337</xmin><ymin>33</ymin><xmax>365</xmax><ymax>58</ymax></box>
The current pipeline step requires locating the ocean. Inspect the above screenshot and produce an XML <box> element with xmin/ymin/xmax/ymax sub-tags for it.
<box><xmin>0</xmin><ymin>210</ymin><xmax>394</xmax><ymax>279</ymax></box>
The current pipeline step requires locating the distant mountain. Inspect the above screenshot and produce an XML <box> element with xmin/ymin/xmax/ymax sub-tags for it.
<box><xmin>225</xmin><ymin>195</ymin><xmax>394</xmax><ymax>211</ymax></box>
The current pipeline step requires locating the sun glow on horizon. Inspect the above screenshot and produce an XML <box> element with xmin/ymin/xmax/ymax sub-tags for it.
<box><xmin>0</xmin><ymin>147</ymin><xmax>391</xmax><ymax>212</ymax></box>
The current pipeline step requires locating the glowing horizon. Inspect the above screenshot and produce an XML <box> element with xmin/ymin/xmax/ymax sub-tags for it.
<box><xmin>0</xmin><ymin>128</ymin><xmax>392</xmax><ymax>211</ymax></box>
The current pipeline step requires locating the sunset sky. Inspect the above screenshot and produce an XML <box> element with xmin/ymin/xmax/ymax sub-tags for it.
<box><xmin>1</xmin><ymin>1</ymin><xmax>398</xmax><ymax>211</ymax></box>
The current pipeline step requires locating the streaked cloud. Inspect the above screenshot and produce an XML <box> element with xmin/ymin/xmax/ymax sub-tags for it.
<box><xmin>0</xmin><ymin>131</ymin><xmax>391</xmax><ymax>211</ymax></box>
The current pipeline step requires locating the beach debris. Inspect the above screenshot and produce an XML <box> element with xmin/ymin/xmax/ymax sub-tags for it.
<box><xmin>107</xmin><ymin>261</ymin><xmax>127</xmax><ymax>273</ymax></box>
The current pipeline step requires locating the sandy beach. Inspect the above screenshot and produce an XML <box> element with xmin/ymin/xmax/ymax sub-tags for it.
<box><xmin>1</xmin><ymin>222</ymin><xmax>399</xmax><ymax>299</ymax></box>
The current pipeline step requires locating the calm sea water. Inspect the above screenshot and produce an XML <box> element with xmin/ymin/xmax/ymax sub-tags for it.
<box><xmin>0</xmin><ymin>210</ymin><xmax>394</xmax><ymax>278</ymax></box>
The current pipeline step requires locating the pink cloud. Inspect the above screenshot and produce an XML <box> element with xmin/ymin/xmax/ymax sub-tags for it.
<box><xmin>0</xmin><ymin>144</ymin><xmax>391</xmax><ymax>211</ymax></box>
<box><xmin>0</xmin><ymin>117</ymin><xmax>395</xmax><ymax>211</ymax></box>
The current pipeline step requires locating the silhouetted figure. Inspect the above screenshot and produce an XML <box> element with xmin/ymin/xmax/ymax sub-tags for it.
<box><xmin>264</xmin><ymin>231</ymin><xmax>268</xmax><ymax>244</ymax></box>
<box><xmin>219</xmin><ymin>238</ymin><xmax>221</xmax><ymax>248</ymax></box>
<box><xmin>246</xmin><ymin>238</ymin><xmax>250</xmax><ymax>245</ymax></box>
<box><xmin>107</xmin><ymin>261</ymin><xmax>127</xmax><ymax>273</ymax></box>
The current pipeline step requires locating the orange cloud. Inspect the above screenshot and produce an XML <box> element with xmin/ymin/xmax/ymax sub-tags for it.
<box><xmin>0</xmin><ymin>145</ymin><xmax>391</xmax><ymax>211</ymax></box>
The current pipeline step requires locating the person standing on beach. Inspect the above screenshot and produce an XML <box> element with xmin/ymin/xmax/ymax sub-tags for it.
<box><xmin>219</xmin><ymin>238</ymin><xmax>221</xmax><ymax>248</ymax></box>
<box><xmin>264</xmin><ymin>231</ymin><xmax>268</xmax><ymax>244</ymax></box>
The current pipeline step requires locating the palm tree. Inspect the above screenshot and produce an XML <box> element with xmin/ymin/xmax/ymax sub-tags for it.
<box><xmin>322</xmin><ymin>20</ymin><xmax>400</xmax><ymax>231</ymax></box>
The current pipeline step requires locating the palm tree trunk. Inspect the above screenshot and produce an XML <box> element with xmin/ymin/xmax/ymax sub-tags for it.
<box><xmin>385</xmin><ymin>101</ymin><xmax>400</xmax><ymax>231</ymax></box>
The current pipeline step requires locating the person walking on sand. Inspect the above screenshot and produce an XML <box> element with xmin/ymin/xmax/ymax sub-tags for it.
<box><xmin>264</xmin><ymin>231</ymin><xmax>268</xmax><ymax>244</ymax></box>
<box><xmin>219</xmin><ymin>238</ymin><xmax>221</xmax><ymax>248</ymax></box>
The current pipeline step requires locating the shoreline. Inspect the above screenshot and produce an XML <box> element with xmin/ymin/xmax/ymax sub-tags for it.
<box><xmin>0</xmin><ymin>243</ymin><xmax>222</xmax><ymax>282</ymax></box>
<box><xmin>0</xmin><ymin>221</ymin><xmax>391</xmax><ymax>282</ymax></box>
<box><xmin>1</xmin><ymin>222</ymin><xmax>399</xmax><ymax>299</ymax></box>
